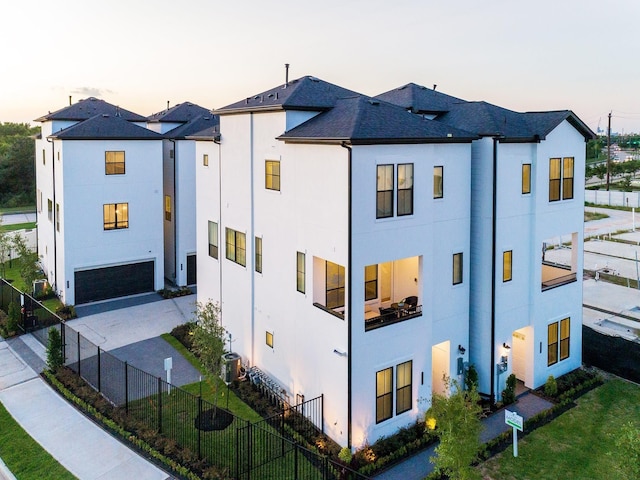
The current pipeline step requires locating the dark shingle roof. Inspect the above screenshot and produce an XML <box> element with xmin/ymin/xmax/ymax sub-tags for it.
<box><xmin>49</xmin><ymin>113</ymin><xmax>163</xmax><ymax>140</ymax></box>
<box><xmin>164</xmin><ymin>115</ymin><xmax>220</xmax><ymax>139</ymax></box>
<box><xmin>35</xmin><ymin>97</ymin><xmax>146</xmax><ymax>122</ymax></box>
<box><xmin>215</xmin><ymin>76</ymin><xmax>362</xmax><ymax>114</ymax></box>
<box><xmin>278</xmin><ymin>96</ymin><xmax>477</xmax><ymax>145</ymax></box>
<box><xmin>376</xmin><ymin>83</ymin><xmax>466</xmax><ymax>114</ymax></box>
<box><xmin>147</xmin><ymin>102</ymin><xmax>212</xmax><ymax>123</ymax></box>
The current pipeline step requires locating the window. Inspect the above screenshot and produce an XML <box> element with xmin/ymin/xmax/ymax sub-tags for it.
<box><xmin>434</xmin><ymin>166</ymin><xmax>443</xmax><ymax>199</ymax></box>
<box><xmin>522</xmin><ymin>164</ymin><xmax>531</xmax><ymax>194</ymax></box>
<box><xmin>549</xmin><ymin>157</ymin><xmax>574</xmax><ymax>202</ymax></box>
<box><xmin>47</xmin><ymin>199</ymin><xmax>53</xmax><ymax>221</ymax></box>
<box><xmin>560</xmin><ymin>318</ymin><xmax>570</xmax><ymax>361</ymax></box>
<box><xmin>103</xmin><ymin>203</ymin><xmax>129</xmax><ymax>230</ymax></box>
<box><xmin>169</xmin><ymin>149</ymin><xmax>174</xmax><ymax>159</ymax></box>
<box><xmin>376</xmin><ymin>367</ymin><xmax>393</xmax><ymax>423</ymax></box>
<box><xmin>503</xmin><ymin>250</ymin><xmax>512</xmax><ymax>282</ymax></box>
<box><xmin>255</xmin><ymin>237</ymin><xmax>262</xmax><ymax>273</ymax></box>
<box><xmin>105</xmin><ymin>151</ymin><xmax>125</xmax><ymax>175</ymax></box>
<box><xmin>326</xmin><ymin>261</ymin><xmax>345</xmax><ymax>309</ymax></box>
<box><xmin>265</xmin><ymin>160</ymin><xmax>280</xmax><ymax>191</ymax></box>
<box><xmin>164</xmin><ymin>195</ymin><xmax>171</xmax><ymax>221</ymax></box>
<box><xmin>37</xmin><ymin>190</ymin><xmax>42</xmax><ymax>212</ymax></box>
<box><xmin>376</xmin><ymin>165</ymin><xmax>394</xmax><ymax>218</ymax></box>
<box><xmin>266</xmin><ymin>331</ymin><xmax>273</xmax><ymax>348</ymax></box>
<box><xmin>548</xmin><ymin>322</ymin><xmax>559</xmax><ymax>366</ymax></box>
<box><xmin>365</xmin><ymin>264</ymin><xmax>378</xmax><ymax>301</ymax></box>
<box><xmin>208</xmin><ymin>221</ymin><xmax>218</xmax><ymax>259</ymax></box>
<box><xmin>397</xmin><ymin>164</ymin><xmax>413</xmax><ymax>216</ymax></box>
<box><xmin>42</xmin><ymin>149</ymin><xmax>45</xmax><ymax>165</ymax></box>
<box><xmin>55</xmin><ymin>204</ymin><xmax>60</xmax><ymax>232</ymax></box>
<box><xmin>297</xmin><ymin>252</ymin><xmax>305</xmax><ymax>293</ymax></box>
<box><xmin>452</xmin><ymin>252</ymin><xmax>463</xmax><ymax>285</ymax></box>
<box><xmin>396</xmin><ymin>361</ymin><xmax>412</xmax><ymax>415</ymax></box>
<box><xmin>225</xmin><ymin>228</ymin><xmax>246</xmax><ymax>266</ymax></box>
<box><xmin>549</xmin><ymin>158</ymin><xmax>561</xmax><ymax>201</ymax></box>
<box><xmin>203</xmin><ymin>154</ymin><xmax>209</xmax><ymax>166</ymax></box>
<box><xmin>563</xmin><ymin>157</ymin><xmax>574</xmax><ymax>200</ymax></box>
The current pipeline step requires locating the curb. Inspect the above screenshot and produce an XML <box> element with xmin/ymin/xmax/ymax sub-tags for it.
<box><xmin>0</xmin><ymin>457</ymin><xmax>17</xmax><ymax>480</ymax></box>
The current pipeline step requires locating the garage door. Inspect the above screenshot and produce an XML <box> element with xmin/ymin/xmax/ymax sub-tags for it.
<box><xmin>75</xmin><ymin>261</ymin><xmax>155</xmax><ymax>304</ymax></box>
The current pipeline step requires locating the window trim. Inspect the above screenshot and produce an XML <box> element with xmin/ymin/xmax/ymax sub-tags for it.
<box><xmin>376</xmin><ymin>164</ymin><xmax>394</xmax><ymax>219</ymax></box>
<box><xmin>376</xmin><ymin>367</ymin><xmax>393</xmax><ymax>424</ymax></box>
<box><xmin>434</xmin><ymin>165</ymin><xmax>444</xmax><ymax>199</ymax></box>
<box><xmin>208</xmin><ymin>221</ymin><xmax>218</xmax><ymax>259</ymax></box>
<box><xmin>503</xmin><ymin>250</ymin><xmax>513</xmax><ymax>282</ymax></box>
<box><xmin>452</xmin><ymin>252</ymin><xmax>463</xmax><ymax>285</ymax></box>
<box><xmin>397</xmin><ymin>163</ymin><xmax>414</xmax><ymax>216</ymax></box>
<box><xmin>297</xmin><ymin>252</ymin><xmax>305</xmax><ymax>293</ymax></box>
<box><xmin>522</xmin><ymin>164</ymin><xmax>531</xmax><ymax>195</ymax></box>
<box><xmin>225</xmin><ymin>228</ymin><xmax>246</xmax><ymax>267</ymax></box>
<box><xmin>105</xmin><ymin>151</ymin><xmax>125</xmax><ymax>175</ymax></box>
<box><xmin>265</xmin><ymin>160</ymin><xmax>281</xmax><ymax>191</ymax></box>
<box><xmin>103</xmin><ymin>203</ymin><xmax>129</xmax><ymax>230</ymax></box>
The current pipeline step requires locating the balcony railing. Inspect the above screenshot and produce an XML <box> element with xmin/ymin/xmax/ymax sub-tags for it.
<box><xmin>541</xmin><ymin>262</ymin><xmax>577</xmax><ymax>291</ymax></box>
<box><xmin>365</xmin><ymin>305</ymin><xmax>422</xmax><ymax>331</ymax></box>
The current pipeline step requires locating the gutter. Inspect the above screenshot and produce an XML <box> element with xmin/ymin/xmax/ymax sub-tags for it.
<box><xmin>214</xmin><ymin>135</ymin><xmax>222</xmax><ymax>323</ymax></box>
<box><xmin>169</xmin><ymin>139</ymin><xmax>178</xmax><ymax>285</ymax></box>
<box><xmin>341</xmin><ymin>141</ymin><xmax>353</xmax><ymax>448</ymax></box>
<box><xmin>489</xmin><ymin>136</ymin><xmax>501</xmax><ymax>404</ymax></box>
<box><xmin>46</xmin><ymin>137</ymin><xmax>57</xmax><ymax>294</ymax></box>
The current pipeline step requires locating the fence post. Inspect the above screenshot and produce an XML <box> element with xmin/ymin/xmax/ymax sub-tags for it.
<box><xmin>61</xmin><ymin>323</ymin><xmax>66</xmax><ymax>364</ymax></box>
<box><xmin>158</xmin><ymin>376</ymin><xmax>163</xmax><ymax>434</ymax></box>
<box><xmin>235</xmin><ymin>423</ymin><xmax>240</xmax><ymax>480</ymax></box>
<box><xmin>124</xmin><ymin>361</ymin><xmax>129</xmax><ymax>415</ymax></box>
<box><xmin>97</xmin><ymin>347</ymin><xmax>101</xmax><ymax>393</ymax></box>
<box><xmin>294</xmin><ymin>443</ymin><xmax>299</xmax><ymax>478</ymax></box>
<box><xmin>197</xmin><ymin>395</ymin><xmax>202</xmax><ymax>459</ymax></box>
<box><xmin>77</xmin><ymin>331</ymin><xmax>81</xmax><ymax>378</ymax></box>
<box><xmin>281</xmin><ymin>408</ymin><xmax>285</xmax><ymax>456</ymax></box>
<box><xmin>247</xmin><ymin>422</ymin><xmax>252</xmax><ymax>480</ymax></box>
<box><xmin>321</xmin><ymin>393</ymin><xmax>325</xmax><ymax>435</ymax></box>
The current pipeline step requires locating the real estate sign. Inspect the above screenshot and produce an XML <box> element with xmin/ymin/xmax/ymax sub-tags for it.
<box><xmin>505</xmin><ymin>409</ymin><xmax>523</xmax><ymax>431</ymax></box>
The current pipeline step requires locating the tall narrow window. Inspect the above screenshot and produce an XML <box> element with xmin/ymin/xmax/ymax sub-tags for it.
<box><xmin>47</xmin><ymin>199</ymin><xmax>52</xmax><ymax>221</ymax></box>
<box><xmin>42</xmin><ymin>149</ymin><xmax>45</xmax><ymax>165</ymax></box>
<box><xmin>522</xmin><ymin>164</ymin><xmax>531</xmax><ymax>194</ymax></box>
<box><xmin>548</xmin><ymin>322</ymin><xmax>559</xmax><ymax>366</ymax></box>
<box><xmin>266</xmin><ymin>331</ymin><xmax>274</xmax><ymax>348</ymax></box>
<box><xmin>208</xmin><ymin>221</ymin><xmax>218</xmax><ymax>259</ymax></box>
<box><xmin>376</xmin><ymin>367</ymin><xmax>393</xmax><ymax>423</ymax></box>
<box><xmin>265</xmin><ymin>160</ymin><xmax>281</xmax><ymax>191</ymax></box>
<box><xmin>103</xmin><ymin>203</ymin><xmax>129</xmax><ymax>230</ymax></box>
<box><xmin>434</xmin><ymin>166</ymin><xmax>444</xmax><ymax>199</ymax></box>
<box><xmin>560</xmin><ymin>317</ymin><xmax>570</xmax><ymax>360</ymax></box>
<box><xmin>503</xmin><ymin>250</ymin><xmax>512</xmax><ymax>282</ymax></box>
<box><xmin>164</xmin><ymin>195</ymin><xmax>171</xmax><ymax>221</ymax></box>
<box><xmin>326</xmin><ymin>261</ymin><xmax>345</xmax><ymax>309</ymax></box>
<box><xmin>376</xmin><ymin>165</ymin><xmax>394</xmax><ymax>218</ymax></box>
<box><xmin>203</xmin><ymin>154</ymin><xmax>209</xmax><ymax>166</ymax></box>
<box><xmin>562</xmin><ymin>157</ymin><xmax>574</xmax><ymax>200</ymax></box>
<box><xmin>297</xmin><ymin>252</ymin><xmax>305</xmax><ymax>293</ymax></box>
<box><xmin>364</xmin><ymin>264</ymin><xmax>378</xmax><ymax>301</ymax></box>
<box><xmin>37</xmin><ymin>189</ymin><xmax>42</xmax><ymax>212</ymax></box>
<box><xmin>397</xmin><ymin>163</ymin><xmax>414</xmax><ymax>216</ymax></box>
<box><xmin>396</xmin><ymin>361</ymin><xmax>412</xmax><ymax>415</ymax></box>
<box><xmin>255</xmin><ymin>236</ymin><xmax>263</xmax><ymax>273</ymax></box>
<box><xmin>105</xmin><ymin>151</ymin><xmax>125</xmax><ymax>175</ymax></box>
<box><xmin>549</xmin><ymin>158</ymin><xmax>561</xmax><ymax>202</ymax></box>
<box><xmin>55</xmin><ymin>204</ymin><xmax>60</xmax><ymax>232</ymax></box>
<box><xmin>452</xmin><ymin>252</ymin><xmax>463</xmax><ymax>285</ymax></box>
<box><xmin>225</xmin><ymin>228</ymin><xmax>246</xmax><ymax>266</ymax></box>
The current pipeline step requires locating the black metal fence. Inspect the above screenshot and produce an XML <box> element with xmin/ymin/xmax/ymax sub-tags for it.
<box><xmin>583</xmin><ymin>325</ymin><xmax>640</xmax><ymax>383</ymax></box>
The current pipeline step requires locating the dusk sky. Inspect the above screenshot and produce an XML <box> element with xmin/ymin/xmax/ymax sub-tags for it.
<box><xmin>2</xmin><ymin>0</ymin><xmax>639</xmax><ymax>134</ymax></box>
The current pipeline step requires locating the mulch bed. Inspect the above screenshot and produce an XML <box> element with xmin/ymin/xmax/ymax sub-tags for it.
<box><xmin>194</xmin><ymin>407</ymin><xmax>234</xmax><ymax>431</ymax></box>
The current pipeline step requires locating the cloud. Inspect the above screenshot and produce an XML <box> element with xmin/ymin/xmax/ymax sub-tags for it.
<box><xmin>70</xmin><ymin>87</ymin><xmax>115</xmax><ymax>97</ymax></box>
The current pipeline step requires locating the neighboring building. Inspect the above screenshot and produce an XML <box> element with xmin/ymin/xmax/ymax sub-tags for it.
<box><xmin>196</xmin><ymin>76</ymin><xmax>479</xmax><ymax>448</ymax></box>
<box><xmin>35</xmin><ymin>98</ymin><xmax>165</xmax><ymax>305</ymax></box>
<box><xmin>377</xmin><ymin>83</ymin><xmax>596</xmax><ymax>401</ymax></box>
<box><xmin>147</xmin><ymin>102</ymin><xmax>218</xmax><ymax>286</ymax></box>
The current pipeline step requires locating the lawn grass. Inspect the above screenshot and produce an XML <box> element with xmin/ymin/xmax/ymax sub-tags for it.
<box><xmin>478</xmin><ymin>378</ymin><xmax>640</xmax><ymax>479</ymax></box>
<box><xmin>0</xmin><ymin>221</ymin><xmax>36</xmax><ymax>232</ymax></box>
<box><xmin>584</xmin><ymin>211</ymin><xmax>609</xmax><ymax>221</ymax></box>
<box><xmin>0</xmin><ymin>401</ymin><xmax>76</xmax><ymax>480</ymax></box>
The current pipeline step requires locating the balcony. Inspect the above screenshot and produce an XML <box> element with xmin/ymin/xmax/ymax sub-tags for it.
<box><xmin>541</xmin><ymin>262</ymin><xmax>577</xmax><ymax>291</ymax></box>
<box><xmin>365</xmin><ymin>303</ymin><xmax>423</xmax><ymax>331</ymax></box>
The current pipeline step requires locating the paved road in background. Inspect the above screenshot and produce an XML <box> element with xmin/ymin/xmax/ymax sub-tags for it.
<box><xmin>0</xmin><ymin>212</ymin><xmax>36</xmax><ymax>225</ymax></box>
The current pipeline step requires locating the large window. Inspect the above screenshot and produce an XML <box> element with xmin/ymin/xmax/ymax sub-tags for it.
<box><xmin>255</xmin><ymin>236</ymin><xmax>262</xmax><ymax>273</ymax></box>
<box><xmin>376</xmin><ymin>165</ymin><xmax>394</xmax><ymax>218</ymax></box>
<box><xmin>208</xmin><ymin>221</ymin><xmax>218</xmax><ymax>259</ymax></box>
<box><xmin>548</xmin><ymin>318</ymin><xmax>570</xmax><ymax>366</ymax></box>
<box><xmin>297</xmin><ymin>252</ymin><xmax>305</xmax><ymax>293</ymax></box>
<box><xmin>503</xmin><ymin>250</ymin><xmax>512</xmax><ymax>282</ymax></box>
<box><xmin>522</xmin><ymin>164</ymin><xmax>531</xmax><ymax>194</ymax></box>
<box><xmin>265</xmin><ymin>160</ymin><xmax>280</xmax><ymax>191</ymax></box>
<box><xmin>397</xmin><ymin>164</ymin><xmax>413</xmax><ymax>216</ymax></box>
<box><xmin>434</xmin><ymin>166</ymin><xmax>444</xmax><ymax>199</ymax></box>
<box><xmin>103</xmin><ymin>203</ymin><xmax>129</xmax><ymax>230</ymax></box>
<box><xmin>225</xmin><ymin>228</ymin><xmax>246</xmax><ymax>266</ymax></box>
<box><xmin>376</xmin><ymin>367</ymin><xmax>393</xmax><ymax>423</ymax></box>
<box><xmin>549</xmin><ymin>157</ymin><xmax>574</xmax><ymax>202</ymax></box>
<box><xmin>326</xmin><ymin>261</ymin><xmax>345</xmax><ymax>309</ymax></box>
<box><xmin>396</xmin><ymin>361</ymin><xmax>412</xmax><ymax>415</ymax></box>
<box><xmin>105</xmin><ymin>151</ymin><xmax>125</xmax><ymax>175</ymax></box>
<box><xmin>365</xmin><ymin>264</ymin><xmax>378</xmax><ymax>301</ymax></box>
<box><xmin>452</xmin><ymin>252</ymin><xmax>463</xmax><ymax>285</ymax></box>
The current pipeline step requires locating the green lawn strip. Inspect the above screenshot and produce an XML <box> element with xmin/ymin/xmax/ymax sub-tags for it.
<box><xmin>1</xmin><ymin>261</ymin><xmax>29</xmax><ymax>291</ymax></box>
<box><xmin>478</xmin><ymin>379</ymin><xmax>640</xmax><ymax>479</ymax></box>
<box><xmin>584</xmin><ymin>211</ymin><xmax>609</xmax><ymax>221</ymax></box>
<box><xmin>0</xmin><ymin>221</ymin><xmax>36</xmax><ymax>232</ymax></box>
<box><xmin>0</xmin><ymin>401</ymin><xmax>77</xmax><ymax>480</ymax></box>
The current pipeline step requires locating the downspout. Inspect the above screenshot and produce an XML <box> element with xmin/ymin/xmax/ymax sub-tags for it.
<box><xmin>489</xmin><ymin>137</ymin><xmax>499</xmax><ymax>404</ymax></box>
<box><xmin>214</xmin><ymin>136</ymin><xmax>222</xmax><ymax>322</ymax></box>
<box><xmin>46</xmin><ymin>137</ymin><xmax>57</xmax><ymax>294</ymax></box>
<box><xmin>341</xmin><ymin>141</ymin><xmax>353</xmax><ymax>448</ymax></box>
<box><xmin>169</xmin><ymin>139</ymin><xmax>178</xmax><ymax>285</ymax></box>
<box><xmin>250</xmin><ymin>113</ymin><xmax>255</xmax><ymax>365</ymax></box>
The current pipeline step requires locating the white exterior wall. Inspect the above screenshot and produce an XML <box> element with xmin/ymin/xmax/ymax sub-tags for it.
<box><xmin>175</xmin><ymin>140</ymin><xmax>198</xmax><ymax>286</ymax></box>
<box><xmin>57</xmin><ymin>139</ymin><xmax>164</xmax><ymax>305</ymax></box>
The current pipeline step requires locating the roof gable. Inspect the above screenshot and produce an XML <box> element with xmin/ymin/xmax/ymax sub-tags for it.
<box><xmin>163</xmin><ymin>114</ymin><xmax>220</xmax><ymax>139</ymax></box>
<box><xmin>49</xmin><ymin>114</ymin><xmax>163</xmax><ymax>140</ymax></box>
<box><xmin>147</xmin><ymin>102</ymin><xmax>211</xmax><ymax>123</ymax></box>
<box><xmin>376</xmin><ymin>83</ymin><xmax>466</xmax><ymax>114</ymax></box>
<box><xmin>35</xmin><ymin>97</ymin><xmax>146</xmax><ymax>122</ymax></box>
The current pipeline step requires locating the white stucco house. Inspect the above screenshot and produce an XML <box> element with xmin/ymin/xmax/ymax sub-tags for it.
<box><xmin>35</xmin><ymin>98</ymin><xmax>165</xmax><ymax>305</ymax></box>
<box><xmin>377</xmin><ymin>84</ymin><xmax>596</xmax><ymax>402</ymax></box>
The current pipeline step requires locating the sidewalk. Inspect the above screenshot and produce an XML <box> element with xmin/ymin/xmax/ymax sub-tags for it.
<box><xmin>373</xmin><ymin>392</ymin><xmax>553</xmax><ymax>480</ymax></box>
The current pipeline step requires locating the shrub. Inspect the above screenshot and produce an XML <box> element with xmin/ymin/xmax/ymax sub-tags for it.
<box><xmin>501</xmin><ymin>373</ymin><xmax>517</xmax><ymax>405</ymax></box>
<box><xmin>544</xmin><ymin>375</ymin><xmax>558</xmax><ymax>397</ymax></box>
<box><xmin>465</xmin><ymin>364</ymin><xmax>479</xmax><ymax>391</ymax></box>
<box><xmin>338</xmin><ymin>446</ymin><xmax>353</xmax><ymax>464</ymax></box>
<box><xmin>46</xmin><ymin>327</ymin><xmax>64</xmax><ymax>372</ymax></box>
<box><xmin>56</xmin><ymin>304</ymin><xmax>77</xmax><ymax>320</ymax></box>
<box><xmin>170</xmin><ymin>322</ymin><xmax>196</xmax><ymax>350</ymax></box>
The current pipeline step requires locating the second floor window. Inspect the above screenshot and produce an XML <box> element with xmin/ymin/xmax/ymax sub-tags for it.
<box><xmin>452</xmin><ymin>252</ymin><xmax>463</xmax><ymax>285</ymax></box>
<box><xmin>503</xmin><ymin>250</ymin><xmax>512</xmax><ymax>282</ymax></box>
<box><xmin>326</xmin><ymin>261</ymin><xmax>345</xmax><ymax>309</ymax></box>
<box><xmin>397</xmin><ymin>163</ymin><xmax>414</xmax><ymax>216</ymax></box>
<box><xmin>434</xmin><ymin>166</ymin><xmax>444</xmax><ymax>199</ymax></box>
<box><xmin>549</xmin><ymin>157</ymin><xmax>574</xmax><ymax>202</ymax></box>
<box><xmin>105</xmin><ymin>151</ymin><xmax>125</xmax><ymax>175</ymax></box>
<box><xmin>103</xmin><ymin>203</ymin><xmax>128</xmax><ymax>230</ymax></box>
<box><xmin>522</xmin><ymin>164</ymin><xmax>531</xmax><ymax>194</ymax></box>
<box><xmin>297</xmin><ymin>252</ymin><xmax>305</xmax><ymax>293</ymax></box>
<box><xmin>265</xmin><ymin>160</ymin><xmax>280</xmax><ymax>191</ymax></box>
<box><xmin>164</xmin><ymin>196</ymin><xmax>171</xmax><ymax>221</ymax></box>
<box><xmin>226</xmin><ymin>228</ymin><xmax>246</xmax><ymax>266</ymax></box>
<box><xmin>376</xmin><ymin>164</ymin><xmax>394</xmax><ymax>218</ymax></box>
<box><xmin>208</xmin><ymin>221</ymin><xmax>218</xmax><ymax>259</ymax></box>
<box><xmin>255</xmin><ymin>236</ymin><xmax>263</xmax><ymax>273</ymax></box>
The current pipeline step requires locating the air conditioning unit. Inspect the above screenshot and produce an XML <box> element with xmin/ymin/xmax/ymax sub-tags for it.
<box><xmin>33</xmin><ymin>279</ymin><xmax>48</xmax><ymax>296</ymax></box>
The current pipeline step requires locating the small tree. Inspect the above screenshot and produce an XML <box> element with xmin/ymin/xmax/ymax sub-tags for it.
<box><xmin>501</xmin><ymin>373</ymin><xmax>517</xmax><ymax>405</ymax></box>
<box><xmin>427</xmin><ymin>378</ymin><xmax>482</xmax><ymax>480</ymax></box>
<box><xmin>544</xmin><ymin>375</ymin><xmax>558</xmax><ymax>397</ymax></box>
<box><xmin>6</xmin><ymin>301</ymin><xmax>20</xmax><ymax>334</ymax></box>
<box><xmin>46</xmin><ymin>327</ymin><xmax>64</xmax><ymax>372</ymax></box>
<box><xmin>12</xmin><ymin>233</ymin><xmax>39</xmax><ymax>290</ymax></box>
<box><xmin>0</xmin><ymin>214</ymin><xmax>11</xmax><ymax>278</ymax></box>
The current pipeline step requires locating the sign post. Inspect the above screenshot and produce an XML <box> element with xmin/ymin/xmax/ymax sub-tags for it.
<box><xmin>505</xmin><ymin>409</ymin><xmax>523</xmax><ymax>457</ymax></box>
<box><xmin>164</xmin><ymin>357</ymin><xmax>173</xmax><ymax>394</ymax></box>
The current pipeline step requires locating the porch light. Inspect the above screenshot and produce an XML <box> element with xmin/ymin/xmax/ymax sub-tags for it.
<box><xmin>503</xmin><ymin>343</ymin><xmax>511</xmax><ymax>350</ymax></box>
<box><xmin>458</xmin><ymin>344</ymin><xmax>466</xmax><ymax>355</ymax></box>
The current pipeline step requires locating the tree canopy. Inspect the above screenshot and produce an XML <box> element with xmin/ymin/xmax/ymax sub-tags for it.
<box><xmin>0</xmin><ymin>122</ymin><xmax>39</xmax><ymax>208</ymax></box>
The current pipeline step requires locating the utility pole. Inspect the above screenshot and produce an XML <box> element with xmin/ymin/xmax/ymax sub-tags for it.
<box><xmin>606</xmin><ymin>111</ymin><xmax>612</xmax><ymax>191</ymax></box>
